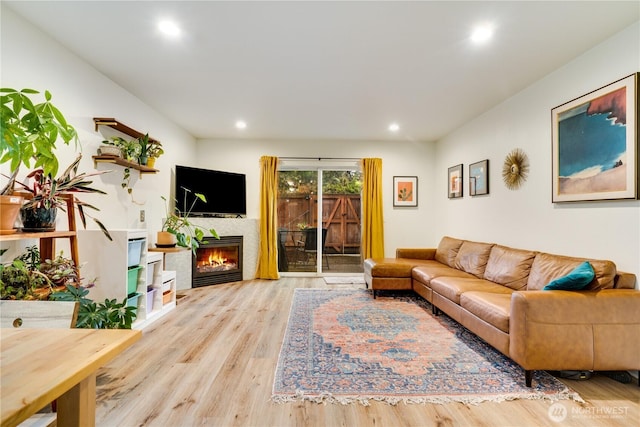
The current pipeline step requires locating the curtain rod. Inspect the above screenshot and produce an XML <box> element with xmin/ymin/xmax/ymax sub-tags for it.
<box><xmin>278</xmin><ymin>156</ymin><xmax>361</xmax><ymax>161</ymax></box>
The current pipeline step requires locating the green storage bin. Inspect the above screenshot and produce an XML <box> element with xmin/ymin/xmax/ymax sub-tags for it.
<box><xmin>127</xmin><ymin>292</ymin><xmax>141</xmax><ymax>308</ymax></box>
<box><xmin>127</xmin><ymin>266</ymin><xmax>142</xmax><ymax>295</ymax></box>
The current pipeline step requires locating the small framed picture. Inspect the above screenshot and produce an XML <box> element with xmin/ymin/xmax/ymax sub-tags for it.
<box><xmin>448</xmin><ymin>164</ymin><xmax>463</xmax><ymax>198</ymax></box>
<box><xmin>469</xmin><ymin>159</ymin><xmax>489</xmax><ymax>196</ymax></box>
<box><xmin>393</xmin><ymin>176</ymin><xmax>418</xmax><ymax>207</ymax></box>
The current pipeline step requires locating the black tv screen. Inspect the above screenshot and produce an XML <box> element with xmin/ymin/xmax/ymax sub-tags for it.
<box><xmin>175</xmin><ymin>165</ymin><xmax>246</xmax><ymax>217</ymax></box>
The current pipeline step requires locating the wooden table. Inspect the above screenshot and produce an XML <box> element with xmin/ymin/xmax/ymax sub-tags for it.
<box><xmin>1</xmin><ymin>328</ymin><xmax>141</xmax><ymax>427</ymax></box>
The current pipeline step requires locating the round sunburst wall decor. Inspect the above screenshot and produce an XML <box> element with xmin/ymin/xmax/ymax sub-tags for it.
<box><xmin>502</xmin><ymin>148</ymin><xmax>529</xmax><ymax>190</ymax></box>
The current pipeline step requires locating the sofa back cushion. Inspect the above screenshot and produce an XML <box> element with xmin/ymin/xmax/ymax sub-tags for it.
<box><xmin>453</xmin><ymin>241</ymin><xmax>495</xmax><ymax>278</ymax></box>
<box><xmin>435</xmin><ymin>236</ymin><xmax>464</xmax><ymax>268</ymax></box>
<box><xmin>527</xmin><ymin>252</ymin><xmax>617</xmax><ymax>291</ymax></box>
<box><xmin>484</xmin><ymin>245</ymin><xmax>537</xmax><ymax>290</ymax></box>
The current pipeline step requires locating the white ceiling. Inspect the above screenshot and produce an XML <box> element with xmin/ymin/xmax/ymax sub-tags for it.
<box><xmin>5</xmin><ymin>1</ymin><xmax>639</xmax><ymax>142</ymax></box>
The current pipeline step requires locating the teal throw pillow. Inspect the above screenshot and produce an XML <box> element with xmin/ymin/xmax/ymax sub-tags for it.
<box><xmin>543</xmin><ymin>261</ymin><xmax>595</xmax><ymax>290</ymax></box>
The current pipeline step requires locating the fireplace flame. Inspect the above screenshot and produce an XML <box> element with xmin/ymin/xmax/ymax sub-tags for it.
<box><xmin>207</xmin><ymin>251</ymin><xmax>227</xmax><ymax>266</ymax></box>
<box><xmin>196</xmin><ymin>245</ymin><xmax>238</xmax><ymax>274</ymax></box>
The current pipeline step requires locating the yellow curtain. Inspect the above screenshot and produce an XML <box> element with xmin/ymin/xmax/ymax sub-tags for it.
<box><xmin>255</xmin><ymin>155</ymin><xmax>280</xmax><ymax>279</ymax></box>
<box><xmin>361</xmin><ymin>158</ymin><xmax>385</xmax><ymax>259</ymax></box>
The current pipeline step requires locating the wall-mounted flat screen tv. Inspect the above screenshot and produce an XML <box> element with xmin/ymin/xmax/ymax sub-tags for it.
<box><xmin>175</xmin><ymin>165</ymin><xmax>246</xmax><ymax>217</ymax></box>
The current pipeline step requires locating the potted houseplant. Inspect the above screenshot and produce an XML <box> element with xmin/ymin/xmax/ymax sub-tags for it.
<box><xmin>103</xmin><ymin>136</ymin><xmax>140</xmax><ymax>163</ymax></box>
<box><xmin>15</xmin><ymin>154</ymin><xmax>112</xmax><ymax>239</ymax></box>
<box><xmin>0</xmin><ymin>88</ymin><xmax>78</xmax><ymax>233</ymax></box>
<box><xmin>98</xmin><ymin>139</ymin><xmax>122</xmax><ymax>157</ymax></box>
<box><xmin>159</xmin><ymin>188</ymin><xmax>218</xmax><ymax>253</ymax></box>
<box><xmin>145</xmin><ymin>140</ymin><xmax>164</xmax><ymax>169</ymax></box>
<box><xmin>137</xmin><ymin>133</ymin><xmax>150</xmax><ymax>166</ymax></box>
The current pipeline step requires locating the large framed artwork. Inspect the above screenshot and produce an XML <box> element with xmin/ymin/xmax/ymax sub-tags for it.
<box><xmin>448</xmin><ymin>164</ymin><xmax>463</xmax><ymax>199</ymax></box>
<box><xmin>393</xmin><ymin>176</ymin><xmax>418</xmax><ymax>207</ymax></box>
<box><xmin>469</xmin><ymin>159</ymin><xmax>489</xmax><ymax>196</ymax></box>
<box><xmin>552</xmin><ymin>73</ymin><xmax>638</xmax><ymax>202</ymax></box>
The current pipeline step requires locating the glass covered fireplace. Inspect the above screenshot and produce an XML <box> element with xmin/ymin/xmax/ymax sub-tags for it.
<box><xmin>192</xmin><ymin>235</ymin><xmax>243</xmax><ymax>287</ymax></box>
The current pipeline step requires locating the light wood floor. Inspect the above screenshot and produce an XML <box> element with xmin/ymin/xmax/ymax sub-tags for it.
<box><xmin>96</xmin><ymin>278</ymin><xmax>640</xmax><ymax>427</ymax></box>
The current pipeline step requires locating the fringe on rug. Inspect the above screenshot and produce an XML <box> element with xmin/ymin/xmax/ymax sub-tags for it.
<box><xmin>271</xmin><ymin>387</ymin><xmax>584</xmax><ymax>407</ymax></box>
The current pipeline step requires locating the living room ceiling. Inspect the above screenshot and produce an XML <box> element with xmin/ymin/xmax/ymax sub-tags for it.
<box><xmin>5</xmin><ymin>1</ymin><xmax>639</xmax><ymax>142</ymax></box>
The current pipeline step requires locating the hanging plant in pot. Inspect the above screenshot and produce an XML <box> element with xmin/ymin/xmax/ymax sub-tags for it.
<box><xmin>0</xmin><ymin>88</ymin><xmax>78</xmax><ymax>233</ymax></box>
<box><xmin>15</xmin><ymin>154</ymin><xmax>112</xmax><ymax>239</ymax></box>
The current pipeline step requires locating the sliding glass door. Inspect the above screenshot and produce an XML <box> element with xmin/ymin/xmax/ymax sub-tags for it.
<box><xmin>277</xmin><ymin>163</ymin><xmax>363</xmax><ymax>274</ymax></box>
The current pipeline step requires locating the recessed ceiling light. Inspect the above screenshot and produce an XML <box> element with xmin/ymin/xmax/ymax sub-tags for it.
<box><xmin>471</xmin><ymin>25</ymin><xmax>493</xmax><ymax>44</ymax></box>
<box><xmin>235</xmin><ymin>120</ymin><xmax>247</xmax><ymax>130</ymax></box>
<box><xmin>158</xmin><ymin>20</ymin><xmax>181</xmax><ymax>38</ymax></box>
<box><xmin>388</xmin><ymin>123</ymin><xmax>400</xmax><ymax>132</ymax></box>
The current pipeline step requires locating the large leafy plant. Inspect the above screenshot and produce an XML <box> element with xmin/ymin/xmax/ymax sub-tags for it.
<box><xmin>0</xmin><ymin>88</ymin><xmax>78</xmax><ymax>195</ymax></box>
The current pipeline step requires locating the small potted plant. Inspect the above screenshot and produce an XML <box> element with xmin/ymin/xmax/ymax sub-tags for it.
<box><xmin>0</xmin><ymin>88</ymin><xmax>78</xmax><ymax>233</ymax></box>
<box><xmin>159</xmin><ymin>188</ymin><xmax>218</xmax><ymax>253</ymax></box>
<box><xmin>137</xmin><ymin>133</ymin><xmax>151</xmax><ymax>166</ymax></box>
<box><xmin>15</xmin><ymin>154</ymin><xmax>112</xmax><ymax>239</ymax></box>
<box><xmin>146</xmin><ymin>140</ymin><xmax>164</xmax><ymax>169</ymax></box>
<box><xmin>104</xmin><ymin>136</ymin><xmax>140</xmax><ymax>163</ymax></box>
<box><xmin>98</xmin><ymin>139</ymin><xmax>122</xmax><ymax>157</ymax></box>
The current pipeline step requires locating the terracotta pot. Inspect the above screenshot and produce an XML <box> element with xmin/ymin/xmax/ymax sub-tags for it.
<box><xmin>0</xmin><ymin>194</ymin><xmax>24</xmax><ymax>234</ymax></box>
<box><xmin>156</xmin><ymin>231</ymin><xmax>177</xmax><ymax>248</ymax></box>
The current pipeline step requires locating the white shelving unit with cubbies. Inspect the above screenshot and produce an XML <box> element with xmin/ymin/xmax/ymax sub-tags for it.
<box><xmin>145</xmin><ymin>251</ymin><xmax>176</xmax><ymax>323</ymax></box>
<box><xmin>77</xmin><ymin>229</ymin><xmax>175</xmax><ymax>329</ymax></box>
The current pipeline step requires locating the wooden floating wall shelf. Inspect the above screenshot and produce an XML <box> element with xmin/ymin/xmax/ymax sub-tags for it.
<box><xmin>92</xmin><ymin>155</ymin><xmax>158</xmax><ymax>175</ymax></box>
<box><xmin>93</xmin><ymin>117</ymin><xmax>160</xmax><ymax>144</ymax></box>
<box><xmin>93</xmin><ymin>117</ymin><xmax>160</xmax><ymax>176</ymax></box>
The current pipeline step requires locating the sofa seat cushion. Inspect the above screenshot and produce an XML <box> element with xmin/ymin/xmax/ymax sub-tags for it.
<box><xmin>528</xmin><ymin>252</ymin><xmax>617</xmax><ymax>291</ymax></box>
<box><xmin>364</xmin><ymin>258</ymin><xmax>428</xmax><ymax>278</ymax></box>
<box><xmin>429</xmin><ymin>277</ymin><xmax>512</xmax><ymax>305</ymax></box>
<box><xmin>412</xmin><ymin>264</ymin><xmax>474</xmax><ymax>286</ymax></box>
<box><xmin>460</xmin><ymin>291</ymin><xmax>512</xmax><ymax>333</ymax></box>
<box><xmin>454</xmin><ymin>241</ymin><xmax>495</xmax><ymax>278</ymax></box>
<box><xmin>483</xmin><ymin>245</ymin><xmax>537</xmax><ymax>290</ymax></box>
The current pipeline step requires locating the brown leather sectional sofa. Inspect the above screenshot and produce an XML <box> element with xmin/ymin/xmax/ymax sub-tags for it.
<box><xmin>363</xmin><ymin>236</ymin><xmax>640</xmax><ymax>387</ymax></box>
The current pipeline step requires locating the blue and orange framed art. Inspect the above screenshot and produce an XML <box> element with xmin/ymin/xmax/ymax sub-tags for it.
<box><xmin>552</xmin><ymin>73</ymin><xmax>638</xmax><ymax>202</ymax></box>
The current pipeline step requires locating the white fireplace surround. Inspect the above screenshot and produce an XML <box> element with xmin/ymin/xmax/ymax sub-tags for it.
<box><xmin>163</xmin><ymin>218</ymin><xmax>259</xmax><ymax>290</ymax></box>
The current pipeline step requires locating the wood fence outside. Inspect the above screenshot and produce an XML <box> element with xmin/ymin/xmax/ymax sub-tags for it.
<box><xmin>277</xmin><ymin>194</ymin><xmax>361</xmax><ymax>254</ymax></box>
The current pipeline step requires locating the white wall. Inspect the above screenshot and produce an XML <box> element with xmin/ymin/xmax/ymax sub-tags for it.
<box><xmin>195</xmin><ymin>138</ymin><xmax>436</xmax><ymax>256</ymax></box>
<box><xmin>434</xmin><ymin>22</ymin><xmax>640</xmax><ymax>281</ymax></box>
<box><xmin>1</xmin><ymin>7</ymin><xmax>196</xmax><ymax>256</ymax></box>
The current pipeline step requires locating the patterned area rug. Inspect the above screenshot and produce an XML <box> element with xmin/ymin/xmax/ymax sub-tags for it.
<box><xmin>272</xmin><ymin>289</ymin><xmax>583</xmax><ymax>405</ymax></box>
